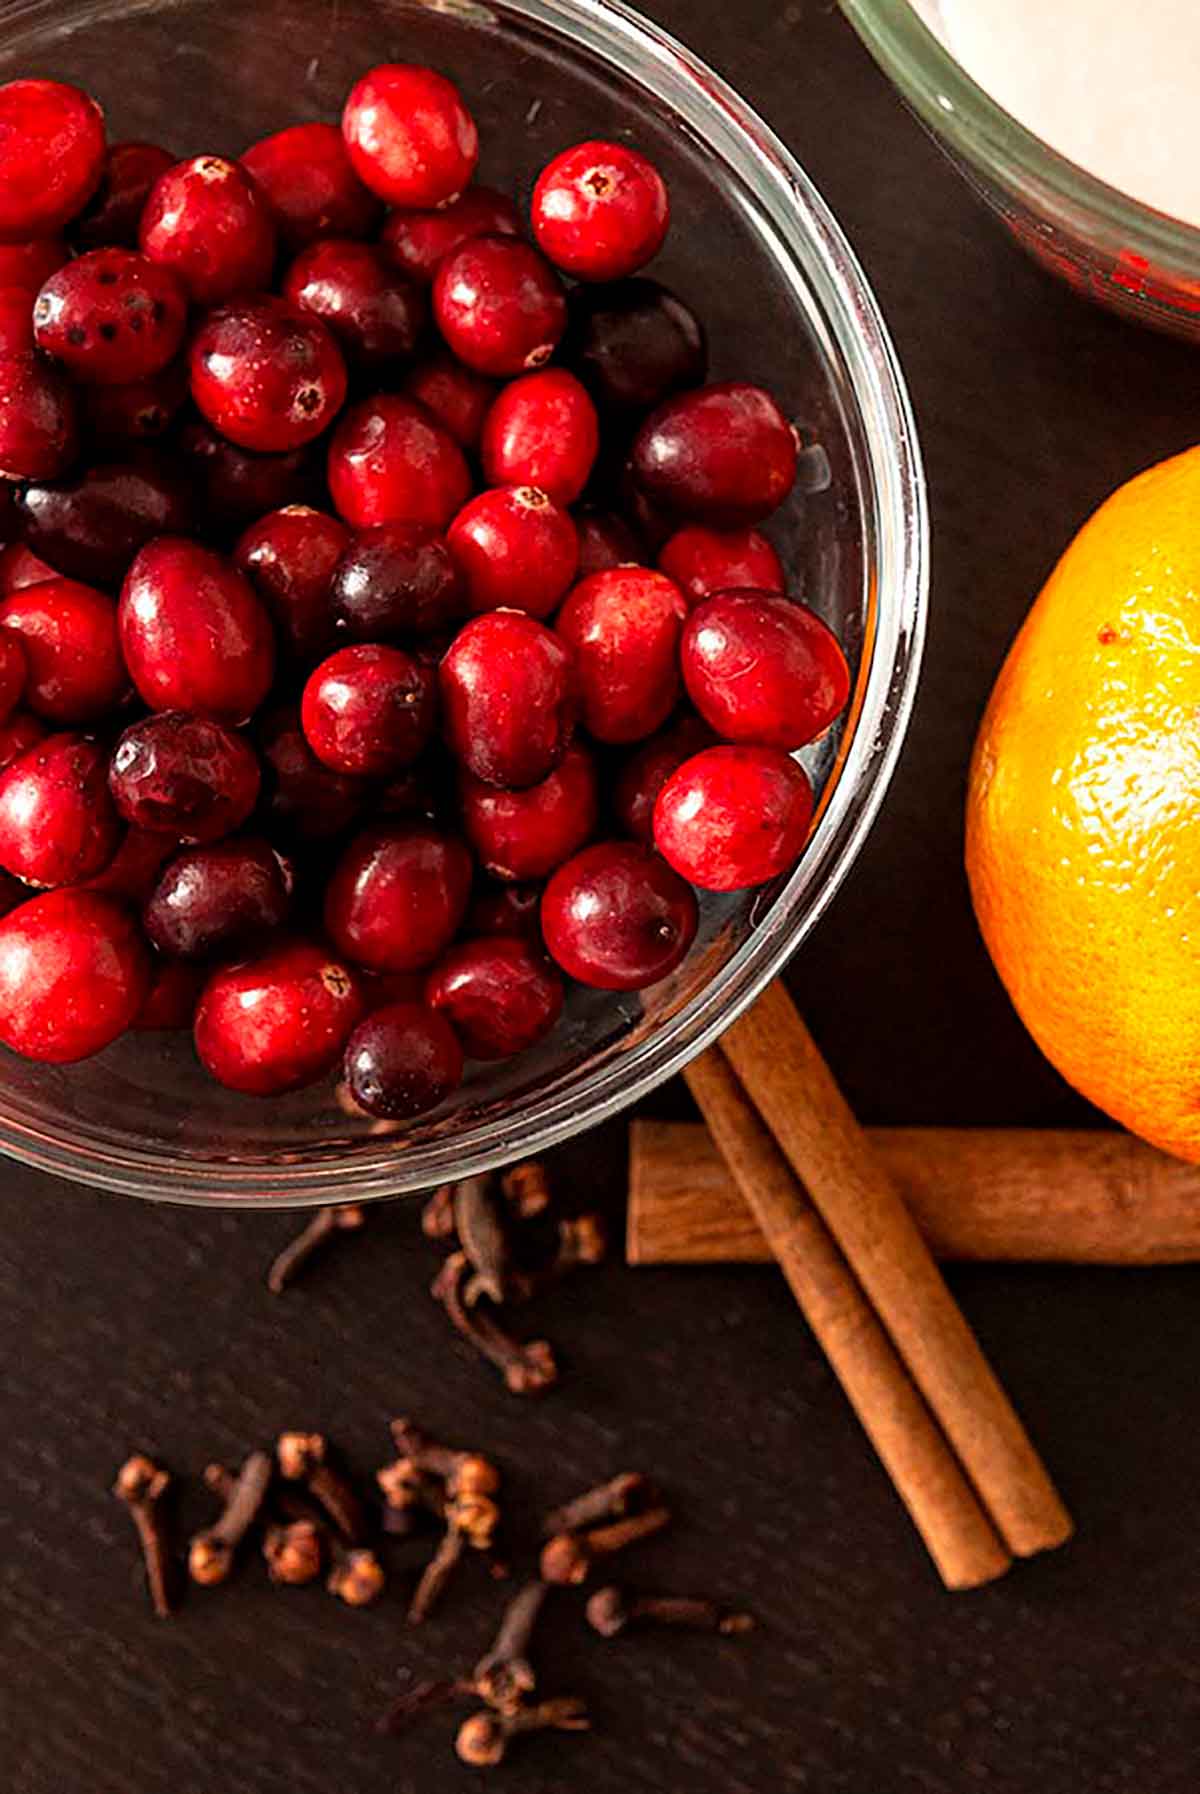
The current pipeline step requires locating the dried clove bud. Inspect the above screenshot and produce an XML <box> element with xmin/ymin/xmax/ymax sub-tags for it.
<box><xmin>452</xmin><ymin>1174</ymin><xmax>516</xmax><ymax>1306</ymax></box>
<box><xmin>472</xmin><ymin>1580</ymin><xmax>547</xmax><ymax>1713</ymax></box>
<box><xmin>421</xmin><ymin>1184</ymin><xmax>458</xmax><ymax>1240</ymax></box>
<box><xmin>264</xmin><ymin>1518</ymin><xmax>326</xmax><ymax>1586</ymax></box>
<box><xmin>542</xmin><ymin>1472</ymin><xmax>651</xmax><ymax>1537</ymax></box>
<box><xmin>276</xmin><ymin>1432</ymin><xmax>366</xmax><ymax>1542</ymax></box>
<box><xmin>377</xmin><ymin>1458</ymin><xmax>444</xmax><ymax>1537</ymax></box>
<box><xmin>499</xmin><ymin>1160</ymin><xmax>553</xmax><ymax>1221</ymax></box>
<box><xmin>266</xmin><ymin>1204</ymin><xmax>366</xmax><ymax>1294</ymax></box>
<box><xmin>188</xmin><ymin>1450</ymin><xmax>272</xmax><ymax>1586</ymax></box>
<box><xmin>409</xmin><ymin>1523</ymin><xmax>467</xmax><ymax>1625</ymax></box>
<box><xmin>431</xmin><ymin>1253</ymin><xmax>558</xmax><ymax>1396</ymax></box>
<box><xmin>389</xmin><ymin>1418</ymin><xmax>501</xmax><ymax>1499</ymax></box>
<box><xmin>327</xmin><ymin>1544</ymin><xmax>386</xmax><ymax>1607</ymax></box>
<box><xmin>540</xmin><ymin>1506</ymin><xmax>672</xmax><ymax>1586</ymax></box>
<box><xmin>585</xmin><ymin>1584</ymin><xmax>755</xmax><ymax>1638</ymax></box>
<box><xmin>113</xmin><ymin>1453</ymin><xmax>175</xmax><ymax>1618</ymax></box>
<box><xmin>455</xmin><ymin>1697</ymin><xmax>589</xmax><ymax>1767</ymax></box>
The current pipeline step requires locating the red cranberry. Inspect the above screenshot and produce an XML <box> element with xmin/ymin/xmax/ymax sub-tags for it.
<box><xmin>83</xmin><ymin>824</ymin><xmax>178</xmax><ymax>902</ymax></box>
<box><xmin>341</xmin><ymin>64</ymin><xmax>478</xmax><ymax>209</ymax></box>
<box><xmin>301</xmin><ymin>643</ymin><xmax>436</xmax><ymax>778</ymax></box>
<box><xmin>0</xmin><ymin>732</ymin><xmax>120</xmax><ymax>886</ymax></box>
<box><xmin>343</xmin><ymin>1000</ymin><xmax>463</xmax><ymax>1118</ymax></box>
<box><xmin>0</xmin><ymin>543</ymin><xmax>57</xmax><ymax>591</ymax></box>
<box><xmin>481</xmin><ymin>369</ymin><xmax>599</xmax><ymax>506</ymax></box>
<box><xmin>613</xmin><ymin>712</ymin><xmax>717</xmax><ymax>843</ymax></box>
<box><xmin>0</xmin><ymin>578</ymin><xmax>124</xmax><ymax>724</ymax></box>
<box><xmin>195</xmin><ymin>938</ymin><xmax>363</xmax><ymax>1095</ymax></box>
<box><xmin>241</xmin><ymin>121</ymin><xmax>382</xmax><ymax>251</ymax></box>
<box><xmin>72</xmin><ymin>141</ymin><xmax>175</xmax><ymax>250</ymax></box>
<box><xmin>0</xmin><ymin>238</ymin><xmax>69</xmax><ymax>292</ymax></box>
<box><xmin>144</xmin><ymin>835</ymin><xmax>291</xmax><ymax>959</ymax></box>
<box><xmin>140</xmin><ymin>155</ymin><xmax>276</xmax><ymax>304</ymax></box>
<box><xmin>327</xmin><ymin>394</ymin><xmax>471</xmax><ymax>530</ymax></box>
<box><xmin>574</xmin><ymin>507</ymin><xmax>643</xmax><ymax>577</ymax></box>
<box><xmin>533</xmin><ymin>141</ymin><xmax>669</xmax><ymax>282</ymax></box>
<box><xmin>190</xmin><ymin>296</ymin><xmax>347</xmax><ymax>454</ymax></box>
<box><xmin>380</xmin><ymin>186</ymin><xmax>520</xmax><ymax>283</ymax></box>
<box><xmin>654</xmin><ymin>744</ymin><xmax>814</xmax><ymax>890</ymax></box>
<box><xmin>681</xmin><ymin>591</ymin><xmax>850</xmax><ymax>748</ymax></box>
<box><xmin>282</xmin><ymin>238</ymin><xmax>426</xmax><ymax>372</ymax></box>
<box><xmin>17</xmin><ymin>456</ymin><xmax>193</xmax><ymax>586</ymax></box>
<box><xmin>0</xmin><ymin>889</ymin><xmax>150</xmax><ymax>1062</ymax></box>
<box><xmin>402</xmin><ymin>353</ymin><xmax>497</xmax><ymax>451</ymax></box>
<box><xmin>0</xmin><ymin>353</ymin><xmax>78</xmax><ymax>480</ymax></box>
<box><xmin>34</xmin><ymin>248</ymin><xmax>187</xmax><ymax>385</ymax></box>
<box><xmin>659</xmin><ymin>526</ymin><xmax>785</xmax><ymax>606</ymax></box>
<box><xmin>0</xmin><ymin>286</ymin><xmax>33</xmax><ymax>355</ymax></box>
<box><xmin>468</xmin><ymin>878</ymin><xmax>543</xmax><ymax>940</ymax></box>
<box><xmin>109</xmin><ymin>712</ymin><xmax>261</xmax><ymax>841</ymax></box>
<box><xmin>563</xmin><ymin>279</ymin><xmax>706</xmax><ymax>415</ymax></box>
<box><xmin>447</xmin><ymin>486</ymin><xmax>577</xmax><ymax>619</ymax></box>
<box><xmin>619</xmin><ymin>456</ymin><xmax>675</xmax><ymax>554</ymax></box>
<box><xmin>555</xmin><ymin>566</ymin><xmax>687</xmax><ymax>743</ymax></box>
<box><xmin>433</xmin><ymin>236</ymin><xmax>566</xmax><ymax>377</ymax></box>
<box><xmin>0</xmin><ymin>709</ymin><xmax>45</xmax><ymax>769</ymax></box>
<box><xmin>541</xmin><ymin>840</ymin><xmax>697</xmax><ymax>990</ymax></box>
<box><xmin>256</xmin><ymin>704</ymin><xmax>365</xmax><ymax>842</ymax></box>
<box><xmin>459</xmin><ymin>738</ymin><xmax>597</xmax><ymax>882</ymax></box>
<box><xmin>133</xmin><ymin>955</ymin><xmax>204</xmax><ymax>1030</ymax></box>
<box><xmin>0</xmin><ymin>81</ymin><xmax>106</xmax><ymax>242</ymax></box>
<box><xmin>234</xmin><ymin>504</ymin><xmax>348</xmax><ymax>664</ymax></box>
<box><xmin>0</xmin><ymin>632</ymin><xmax>23</xmax><ymax>721</ymax></box>
<box><xmin>178</xmin><ymin>420</ymin><xmax>319</xmax><ymax>532</ymax></box>
<box><xmin>374</xmin><ymin>755</ymin><xmax>449</xmax><ymax>823</ymax></box>
<box><xmin>83</xmin><ymin>360</ymin><xmax>189</xmax><ymax>444</ymax></box>
<box><xmin>632</xmin><ymin>382</ymin><xmax>798</xmax><ymax>528</ymax></box>
<box><xmin>441</xmin><ymin>611</ymin><xmax>577</xmax><ymax>790</ymax></box>
<box><xmin>119</xmin><ymin>538</ymin><xmax>275</xmax><ymax>724</ymax></box>
<box><xmin>427</xmin><ymin>933</ymin><xmax>562</xmax><ymax>1060</ymax></box>
<box><xmin>331</xmin><ymin>522</ymin><xmax>463</xmax><ymax>640</ymax></box>
<box><xmin>324</xmin><ymin>822</ymin><xmax>472</xmax><ymax>971</ymax></box>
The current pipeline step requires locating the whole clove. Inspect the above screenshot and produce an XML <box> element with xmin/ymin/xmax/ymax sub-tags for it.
<box><xmin>540</xmin><ymin>1506</ymin><xmax>672</xmax><ymax>1585</ymax></box>
<box><xmin>585</xmin><ymin>1584</ymin><xmax>755</xmax><ymax>1638</ymax></box>
<box><xmin>266</xmin><ymin>1203</ymin><xmax>367</xmax><ymax>1294</ymax></box>
<box><xmin>188</xmin><ymin>1449</ymin><xmax>272</xmax><ymax>1586</ymax></box>
<box><xmin>452</xmin><ymin>1174</ymin><xmax>517</xmax><ymax>1306</ymax></box>
<box><xmin>276</xmin><ymin>1431</ymin><xmax>367</xmax><ymax>1542</ymax></box>
<box><xmin>432</xmin><ymin>1253</ymin><xmax>558</xmax><ymax>1396</ymax></box>
<box><xmin>113</xmin><ymin>1453</ymin><xmax>175</xmax><ymax>1618</ymax></box>
<box><xmin>328</xmin><ymin>1544</ymin><xmax>387</xmax><ymax>1607</ymax></box>
<box><xmin>421</xmin><ymin>1184</ymin><xmax>458</xmax><ymax>1240</ymax></box>
<box><xmin>388</xmin><ymin>1418</ymin><xmax>502</xmax><ymax>1500</ymax></box>
<box><xmin>543</xmin><ymin>1472</ymin><xmax>651</xmax><ymax>1537</ymax></box>
<box><xmin>499</xmin><ymin>1161</ymin><xmax>553</xmax><ymax>1222</ymax></box>
<box><xmin>455</xmin><ymin>1697</ymin><xmax>590</xmax><ymax>1767</ymax></box>
<box><xmin>472</xmin><ymin>1580</ymin><xmax>547</xmax><ymax>1712</ymax></box>
<box><xmin>264</xmin><ymin>1518</ymin><xmax>326</xmax><ymax>1586</ymax></box>
<box><xmin>409</xmin><ymin>1522</ymin><xmax>467</xmax><ymax>1625</ymax></box>
<box><xmin>377</xmin><ymin>1457</ymin><xmax>444</xmax><ymax>1538</ymax></box>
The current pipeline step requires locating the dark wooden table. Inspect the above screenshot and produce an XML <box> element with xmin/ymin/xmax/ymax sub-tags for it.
<box><xmin>5</xmin><ymin>3</ymin><xmax>1200</xmax><ymax>1790</ymax></box>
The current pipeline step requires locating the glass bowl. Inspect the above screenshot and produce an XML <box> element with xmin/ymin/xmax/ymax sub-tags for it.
<box><xmin>841</xmin><ymin>0</ymin><xmax>1200</xmax><ymax>339</ymax></box>
<box><xmin>0</xmin><ymin>0</ymin><xmax>926</xmax><ymax>1206</ymax></box>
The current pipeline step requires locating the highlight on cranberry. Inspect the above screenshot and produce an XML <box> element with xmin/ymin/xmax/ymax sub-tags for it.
<box><xmin>0</xmin><ymin>61</ymin><xmax>851</xmax><ymax>1112</ymax></box>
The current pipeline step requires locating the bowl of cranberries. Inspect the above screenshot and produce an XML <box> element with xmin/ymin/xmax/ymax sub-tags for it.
<box><xmin>0</xmin><ymin>0</ymin><xmax>926</xmax><ymax>1203</ymax></box>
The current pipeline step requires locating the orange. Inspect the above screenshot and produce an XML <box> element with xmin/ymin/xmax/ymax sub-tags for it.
<box><xmin>966</xmin><ymin>444</ymin><xmax>1200</xmax><ymax>1162</ymax></box>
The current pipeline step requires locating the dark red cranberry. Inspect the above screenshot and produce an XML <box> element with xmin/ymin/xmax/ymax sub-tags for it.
<box><xmin>119</xmin><ymin>538</ymin><xmax>275</xmax><ymax>724</ymax></box>
<box><xmin>441</xmin><ymin>611</ymin><xmax>578</xmax><ymax>790</ymax></box>
<box><xmin>0</xmin><ymin>632</ymin><xmax>23</xmax><ymax>721</ymax></box>
<box><xmin>632</xmin><ymin>382</ymin><xmax>798</xmax><ymax>528</ymax></box>
<box><xmin>0</xmin><ymin>238</ymin><xmax>68</xmax><ymax>292</ymax></box>
<box><xmin>654</xmin><ymin>744</ymin><xmax>814</xmax><ymax>890</ymax></box>
<box><xmin>0</xmin><ymin>543</ymin><xmax>56</xmax><ymax>591</ymax></box>
<box><xmin>555</xmin><ymin>566</ymin><xmax>687</xmax><ymax>743</ymax></box>
<box><xmin>481</xmin><ymin>369</ymin><xmax>599</xmax><ymax>506</ymax></box>
<box><xmin>17</xmin><ymin>456</ymin><xmax>193</xmax><ymax>586</ymax></box>
<box><xmin>109</xmin><ymin>712</ymin><xmax>261</xmax><ymax>841</ymax></box>
<box><xmin>0</xmin><ymin>709</ymin><xmax>45</xmax><ymax>769</ymax></box>
<box><xmin>324</xmin><ymin>822</ymin><xmax>472</xmax><ymax>971</ymax></box>
<box><xmin>0</xmin><ymin>732</ymin><xmax>120</xmax><ymax>886</ymax></box>
<box><xmin>256</xmin><ymin>705</ymin><xmax>365</xmax><ymax>842</ymax></box>
<box><xmin>380</xmin><ymin>185</ymin><xmax>520</xmax><ymax>283</ymax></box>
<box><xmin>433</xmin><ymin>236</ymin><xmax>566</xmax><ymax>377</ymax></box>
<box><xmin>327</xmin><ymin>394</ymin><xmax>471</xmax><ymax>530</ymax></box>
<box><xmin>468</xmin><ymin>878</ymin><xmax>543</xmax><ymax>940</ymax></box>
<box><xmin>82</xmin><ymin>824</ymin><xmax>178</xmax><ymax>902</ymax></box>
<box><xmin>178</xmin><ymin>420</ymin><xmax>319</xmax><ymax>531</ymax></box>
<box><xmin>533</xmin><ymin>141</ymin><xmax>669</xmax><ymax>282</ymax></box>
<box><xmin>190</xmin><ymin>296</ymin><xmax>348</xmax><ymax>454</ymax></box>
<box><xmin>83</xmin><ymin>359</ymin><xmax>189</xmax><ymax>444</ymax></box>
<box><xmin>241</xmin><ymin>121</ymin><xmax>382</xmax><ymax>251</ymax></box>
<box><xmin>343</xmin><ymin>1000</ymin><xmax>463</xmax><ymax>1118</ymax></box>
<box><xmin>0</xmin><ymin>354</ymin><xmax>78</xmax><ymax>480</ymax></box>
<box><xmin>620</xmin><ymin>456</ymin><xmax>675</xmax><ymax>554</ymax></box>
<box><xmin>0</xmin><ymin>578</ymin><xmax>124</xmax><ymax>724</ymax></box>
<box><xmin>234</xmin><ymin>504</ymin><xmax>348</xmax><ymax>664</ymax></box>
<box><xmin>563</xmin><ymin>279</ymin><xmax>706</xmax><ymax>415</ymax></box>
<box><xmin>195</xmin><ymin>938</ymin><xmax>363</xmax><ymax>1095</ymax></box>
<box><xmin>341</xmin><ymin>64</ymin><xmax>478</xmax><ymax>208</ymax></box>
<box><xmin>658</xmin><ymin>525</ymin><xmax>785</xmax><ymax>606</ymax></box>
<box><xmin>34</xmin><ymin>248</ymin><xmax>187</xmax><ymax>384</ymax></box>
<box><xmin>541</xmin><ymin>840</ymin><xmax>697</xmax><ymax>990</ymax></box>
<box><xmin>331</xmin><ymin>522</ymin><xmax>463</xmax><ymax>640</ymax></box>
<box><xmin>0</xmin><ymin>81</ymin><xmax>106</xmax><ymax>242</ymax></box>
<box><xmin>72</xmin><ymin>141</ymin><xmax>175</xmax><ymax>250</ymax></box>
<box><xmin>402</xmin><ymin>353</ymin><xmax>497</xmax><ymax>451</ymax></box>
<box><xmin>0</xmin><ymin>286</ymin><xmax>33</xmax><ymax>354</ymax></box>
<box><xmin>459</xmin><ymin>739</ymin><xmax>597</xmax><ymax>881</ymax></box>
<box><xmin>133</xmin><ymin>955</ymin><xmax>204</xmax><ymax>1030</ymax></box>
<box><xmin>139</xmin><ymin>155</ymin><xmax>277</xmax><ymax>304</ymax></box>
<box><xmin>0</xmin><ymin>888</ymin><xmax>150</xmax><ymax>1062</ymax></box>
<box><xmin>301</xmin><ymin>643</ymin><xmax>436</xmax><ymax>777</ymax></box>
<box><xmin>612</xmin><ymin>712</ymin><xmax>716</xmax><ymax>844</ymax></box>
<box><xmin>282</xmin><ymin>237</ymin><xmax>426</xmax><ymax>371</ymax></box>
<box><xmin>574</xmin><ymin>507</ymin><xmax>643</xmax><ymax>577</ymax></box>
<box><xmin>144</xmin><ymin>835</ymin><xmax>291</xmax><ymax>959</ymax></box>
<box><xmin>448</xmin><ymin>486</ymin><xmax>577</xmax><ymax>619</ymax></box>
<box><xmin>427</xmin><ymin>933</ymin><xmax>562</xmax><ymax>1060</ymax></box>
<box><xmin>681</xmin><ymin>591</ymin><xmax>851</xmax><ymax>748</ymax></box>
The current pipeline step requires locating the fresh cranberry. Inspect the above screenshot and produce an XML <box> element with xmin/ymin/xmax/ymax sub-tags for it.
<box><xmin>83</xmin><ymin>360</ymin><xmax>189</xmax><ymax>444</ymax></box>
<box><xmin>301</xmin><ymin>643</ymin><xmax>435</xmax><ymax>778</ymax></box>
<box><xmin>658</xmin><ymin>526</ymin><xmax>785</xmax><ymax>606</ymax></box>
<box><xmin>481</xmin><ymin>369</ymin><xmax>598</xmax><ymax>506</ymax></box>
<box><xmin>0</xmin><ymin>543</ymin><xmax>56</xmax><ymax>592</ymax></box>
<box><xmin>441</xmin><ymin>611</ymin><xmax>577</xmax><ymax>789</ymax></box>
<box><xmin>380</xmin><ymin>184</ymin><xmax>517</xmax><ymax>279</ymax></box>
<box><xmin>189</xmin><ymin>296</ymin><xmax>347</xmax><ymax>454</ymax></box>
<box><xmin>341</xmin><ymin>64</ymin><xmax>478</xmax><ymax>208</ymax></box>
<box><xmin>17</xmin><ymin>456</ymin><xmax>193</xmax><ymax>586</ymax></box>
<box><xmin>144</xmin><ymin>834</ymin><xmax>291</xmax><ymax>959</ymax></box>
<box><xmin>0</xmin><ymin>354</ymin><xmax>78</xmax><ymax>480</ymax></box>
<box><xmin>343</xmin><ymin>1000</ymin><xmax>463</xmax><ymax>1118</ymax></box>
<box><xmin>33</xmin><ymin>248</ymin><xmax>187</xmax><ymax>385</ymax></box>
<box><xmin>178</xmin><ymin>420</ymin><xmax>319</xmax><ymax>532</ymax></box>
<box><xmin>140</xmin><ymin>155</ymin><xmax>276</xmax><ymax>304</ymax></box>
<box><xmin>330</xmin><ymin>522</ymin><xmax>463</xmax><ymax>640</ymax></box>
<box><xmin>619</xmin><ymin>456</ymin><xmax>675</xmax><ymax>554</ymax></box>
<box><xmin>433</xmin><ymin>236</ymin><xmax>566</xmax><ymax>377</ymax></box>
<box><xmin>374</xmin><ymin>755</ymin><xmax>449</xmax><ymax>823</ymax></box>
<box><xmin>632</xmin><ymin>382</ymin><xmax>798</xmax><ymax>528</ymax></box>
<box><xmin>0</xmin><ymin>238</ymin><xmax>69</xmax><ymax>292</ymax></box>
<box><xmin>108</xmin><ymin>712</ymin><xmax>260</xmax><ymax>841</ymax></box>
<box><xmin>234</xmin><ymin>504</ymin><xmax>348</xmax><ymax>664</ymax></box>
<box><xmin>654</xmin><ymin>744</ymin><xmax>814</xmax><ymax>891</ymax></box>
<box><xmin>0</xmin><ymin>710</ymin><xmax>45</xmax><ymax>769</ymax></box>
<box><xmin>72</xmin><ymin>141</ymin><xmax>175</xmax><ymax>250</ymax></box>
<box><xmin>82</xmin><ymin>824</ymin><xmax>178</xmax><ymax>902</ymax></box>
<box><xmin>401</xmin><ymin>353</ymin><xmax>497</xmax><ymax>451</ymax></box>
<box><xmin>613</xmin><ymin>712</ymin><xmax>717</xmax><ymax>843</ymax></box>
<box><xmin>0</xmin><ymin>888</ymin><xmax>150</xmax><ymax>1062</ymax></box>
<box><xmin>0</xmin><ymin>286</ymin><xmax>34</xmax><ymax>355</ymax></box>
<box><xmin>563</xmin><ymin>279</ymin><xmax>707</xmax><ymax>414</ymax></box>
<box><xmin>468</xmin><ymin>878</ymin><xmax>543</xmax><ymax>940</ymax></box>
<box><xmin>0</xmin><ymin>81</ymin><xmax>106</xmax><ymax>242</ymax></box>
<box><xmin>327</xmin><ymin>393</ymin><xmax>471</xmax><ymax>530</ymax></box>
<box><xmin>681</xmin><ymin>591</ymin><xmax>850</xmax><ymax>748</ymax></box>
<box><xmin>0</xmin><ymin>632</ymin><xmax>23</xmax><ymax>721</ymax></box>
<box><xmin>533</xmin><ymin>141</ymin><xmax>669</xmax><ymax>282</ymax></box>
<box><xmin>0</xmin><ymin>578</ymin><xmax>124</xmax><ymax>724</ymax></box>
<box><xmin>459</xmin><ymin>738</ymin><xmax>597</xmax><ymax>881</ymax></box>
<box><xmin>119</xmin><ymin>538</ymin><xmax>275</xmax><ymax>724</ymax></box>
<box><xmin>447</xmin><ymin>486</ymin><xmax>577</xmax><ymax>619</ymax></box>
<box><xmin>241</xmin><ymin>121</ymin><xmax>382</xmax><ymax>251</ymax></box>
<box><xmin>541</xmin><ymin>840</ymin><xmax>697</xmax><ymax>990</ymax></box>
<box><xmin>555</xmin><ymin>566</ymin><xmax>687</xmax><ymax>743</ymax></box>
<box><xmin>574</xmin><ymin>508</ymin><xmax>643</xmax><ymax>577</ymax></box>
<box><xmin>427</xmin><ymin>933</ymin><xmax>562</xmax><ymax>1060</ymax></box>
<box><xmin>0</xmin><ymin>732</ymin><xmax>120</xmax><ymax>886</ymax></box>
<box><xmin>256</xmin><ymin>705</ymin><xmax>365</xmax><ymax>841</ymax></box>
<box><xmin>282</xmin><ymin>237</ymin><xmax>426</xmax><ymax>372</ymax></box>
<box><xmin>133</xmin><ymin>955</ymin><xmax>204</xmax><ymax>1030</ymax></box>
<box><xmin>324</xmin><ymin>822</ymin><xmax>472</xmax><ymax>971</ymax></box>
<box><xmin>195</xmin><ymin>938</ymin><xmax>363</xmax><ymax>1095</ymax></box>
